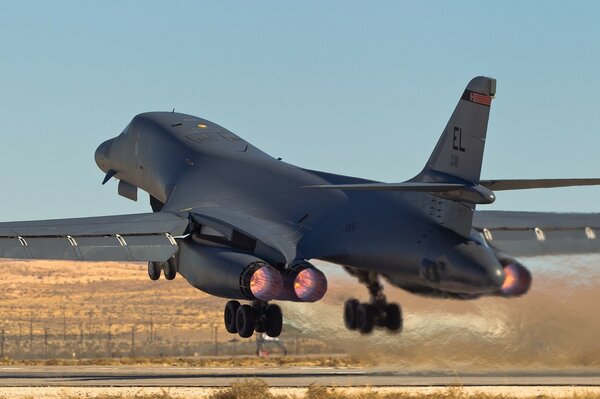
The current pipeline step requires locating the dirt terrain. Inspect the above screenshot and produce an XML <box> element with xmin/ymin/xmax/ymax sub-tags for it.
<box><xmin>0</xmin><ymin>259</ymin><xmax>334</xmax><ymax>359</ymax></box>
<box><xmin>1</xmin><ymin>254</ymin><xmax>599</xmax><ymax>372</ymax></box>
<box><xmin>0</xmin><ymin>259</ymin><xmax>225</xmax><ymax>358</ymax></box>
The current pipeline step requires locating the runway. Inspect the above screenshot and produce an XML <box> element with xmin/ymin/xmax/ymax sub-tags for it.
<box><xmin>0</xmin><ymin>366</ymin><xmax>599</xmax><ymax>387</ymax></box>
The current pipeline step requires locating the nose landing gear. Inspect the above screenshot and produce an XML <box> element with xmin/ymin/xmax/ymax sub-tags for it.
<box><xmin>224</xmin><ymin>300</ymin><xmax>283</xmax><ymax>338</ymax></box>
<box><xmin>343</xmin><ymin>269</ymin><xmax>403</xmax><ymax>334</ymax></box>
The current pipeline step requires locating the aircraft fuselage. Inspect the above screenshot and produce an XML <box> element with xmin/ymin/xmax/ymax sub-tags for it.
<box><xmin>95</xmin><ymin>112</ymin><xmax>505</xmax><ymax>297</ymax></box>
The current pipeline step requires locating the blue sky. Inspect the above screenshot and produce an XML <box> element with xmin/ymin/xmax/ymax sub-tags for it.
<box><xmin>1</xmin><ymin>1</ymin><xmax>599</xmax><ymax>220</ymax></box>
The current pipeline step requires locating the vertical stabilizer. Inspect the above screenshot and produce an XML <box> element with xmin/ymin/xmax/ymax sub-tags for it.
<box><xmin>419</xmin><ymin>76</ymin><xmax>496</xmax><ymax>184</ymax></box>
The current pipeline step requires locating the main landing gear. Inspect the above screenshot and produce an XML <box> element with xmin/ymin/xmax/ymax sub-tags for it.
<box><xmin>224</xmin><ymin>300</ymin><xmax>283</xmax><ymax>338</ymax></box>
<box><xmin>343</xmin><ymin>270</ymin><xmax>402</xmax><ymax>334</ymax></box>
<box><xmin>148</xmin><ymin>258</ymin><xmax>177</xmax><ymax>281</ymax></box>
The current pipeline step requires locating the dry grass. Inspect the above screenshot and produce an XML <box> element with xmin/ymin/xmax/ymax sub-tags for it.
<box><xmin>208</xmin><ymin>381</ymin><xmax>600</xmax><ymax>399</ymax></box>
<box><xmin>15</xmin><ymin>380</ymin><xmax>589</xmax><ymax>399</ymax></box>
<box><xmin>0</xmin><ymin>380</ymin><xmax>600</xmax><ymax>399</ymax></box>
<box><xmin>0</xmin><ymin>355</ymin><xmax>361</xmax><ymax>368</ymax></box>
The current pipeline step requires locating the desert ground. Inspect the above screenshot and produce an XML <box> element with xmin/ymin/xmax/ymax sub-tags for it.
<box><xmin>0</xmin><ymin>259</ymin><xmax>329</xmax><ymax>360</ymax></box>
<box><xmin>0</xmin><ymin>256</ymin><xmax>599</xmax><ymax>398</ymax></box>
<box><xmin>0</xmin><ymin>255</ymin><xmax>600</xmax><ymax>371</ymax></box>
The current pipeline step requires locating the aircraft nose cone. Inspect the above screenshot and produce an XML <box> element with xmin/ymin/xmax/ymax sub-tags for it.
<box><xmin>95</xmin><ymin>139</ymin><xmax>113</xmax><ymax>171</ymax></box>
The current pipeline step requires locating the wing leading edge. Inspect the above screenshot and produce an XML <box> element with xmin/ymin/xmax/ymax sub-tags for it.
<box><xmin>0</xmin><ymin>212</ymin><xmax>189</xmax><ymax>262</ymax></box>
<box><xmin>474</xmin><ymin>210</ymin><xmax>600</xmax><ymax>256</ymax></box>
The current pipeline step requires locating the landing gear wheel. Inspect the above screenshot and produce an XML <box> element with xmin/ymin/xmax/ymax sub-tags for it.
<box><xmin>264</xmin><ymin>304</ymin><xmax>283</xmax><ymax>337</ymax></box>
<box><xmin>236</xmin><ymin>304</ymin><xmax>256</xmax><ymax>338</ymax></box>
<box><xmin>343</xmin><ymin>299</ymin><xmax>359</xmax><ymax>330</ymax></box>
<box><xmin>385</xmin><ymin>303</ymin><xmax>402</xmax><ymax>332</ymax></box>
<box><xmin>163</xmin><ymin>258</ymin><xmax>177</xmax><ymax>280</ymax></box>
<box><xmin>343</xmin><ymin>268</ymin><xmax>405</xmax><ymax>334</ymax></box>
<box><xmin>148</xmin><ymin>262</ymin><xmax>161</xmax><ymax>281</ymax></box>
<box><xmin>356</xmin><ymin>303</ymin><xmax>375</xmax><ymax>334</ymax></box>
<box><xmin>224</xmin><ymin>300</ymin><xmax>240</xmax><ymax>334</ymax></box>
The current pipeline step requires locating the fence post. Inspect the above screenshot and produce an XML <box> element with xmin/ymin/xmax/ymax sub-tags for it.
<box><xmin>131</xmin><ymin>325</ymin><xmax>135</xmax><ymax>357</ymax></box>
<box><xmin>18</xmin><ymin>311</ymin><xmax>22</xmax><ymax>344</ymax></box>
<box><xmin>61</xmin><ymin>306</ymin><xmax>67</xmax><ymax>340</ymax></box>
<box><xmin>107</xmin><ymin>317</ymin><xmax>112</xmax><ymax>358</ymax></box>
<box><xmin>79</xmin><ymin>322</ymin><xmax>83</xmax><ymax>346</ymax></box>
<box><xmin>29</xmin><ymin>314</ymin><xmax>33</xmax><ymax>350</ymax></box>
<box><xmin>43</xmin><ymin>328</ymin><xmax>49</xmax><ymax>359</ymax></box>
<box><xmin>214</xmin><ymin>325</ymin><xmax>218</xmax><ymax>356</ymax></box>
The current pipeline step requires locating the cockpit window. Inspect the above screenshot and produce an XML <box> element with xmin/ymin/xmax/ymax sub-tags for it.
<box><xmin>218</xmin><ymin>131</ymin><xmax>244</xmax><ymax>142</ymax></box>
<box><xmin>186</xmin><ymin>132</ymin><xmax>217</xmax><ymax>143</ymax></box>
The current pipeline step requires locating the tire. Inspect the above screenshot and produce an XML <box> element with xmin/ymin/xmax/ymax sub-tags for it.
<box><xmin>236</xmin><ymin>304</ymin><xmax>256</xmax><ymax>338</ymax></box>
<box><xmin>264</xmin><ymin>304</ymin><xmax>283</xmax><ymax>337</ymax></box>
<box><xmin>148</xmin><ymin>262</ymin><xmax>161</xmax><ymax>281</ymax></box>
<box><xmin>224</xmin><ymin>301</ymin><xmax>240</xmax><ymax>334</ymax></box>
<box><xmin>385</xmin><ymin>303</ymin><xmax>402</xmax><ymax>332</ymax></box>
<box><xmin>355</xmin><ymin>303</ymin><xmax>375</xmax><ymax>334</ymax></box>
<box><xmin>255</xmin><ymin>324</ymin><xmax>266</xmax><ymax>333</ymax></box>
<box><xmin>343</xmin><ymin>299</ymin><xmax>359</xmax><ymax>330</ymax></box>
<box><xmin>163</xmin><ymin>258</ymin><xmax>177</xmax><ymax>280</ymax></box>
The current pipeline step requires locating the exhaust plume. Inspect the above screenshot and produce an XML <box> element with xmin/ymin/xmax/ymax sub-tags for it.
<box><xmin>282</xmin><ymin>255</ymin><xmax>600</xmax><ymax>372</ymax></box>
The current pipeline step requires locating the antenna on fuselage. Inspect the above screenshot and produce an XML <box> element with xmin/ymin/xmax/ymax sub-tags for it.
<box><xmin>171</xmin><ymin>108</ymin><xmax>175</xmax><ymax>114</ymax></box>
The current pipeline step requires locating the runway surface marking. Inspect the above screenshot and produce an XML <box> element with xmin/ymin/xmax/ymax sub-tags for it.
<box><xmin>0</xmin><ymin>366</ymin><xmax>599</xmax><ymax>387</ymax></box>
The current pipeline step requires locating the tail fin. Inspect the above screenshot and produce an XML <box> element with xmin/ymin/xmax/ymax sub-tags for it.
<box><xmin>418</xmin><ymin>76</ymin><xmax>496</xmax><ymax>184</ymax></box>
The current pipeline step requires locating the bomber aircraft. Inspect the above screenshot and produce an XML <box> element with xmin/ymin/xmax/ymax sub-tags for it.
<box><xmin>1</xmin><ymin>76</ymin><xmax>600</xmax><ymax>338</ymax></box>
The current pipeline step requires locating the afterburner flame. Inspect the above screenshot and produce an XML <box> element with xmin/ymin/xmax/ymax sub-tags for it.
<box><xmin>294</xmin><ymin>267</ymin><xmax>327</xmax><ymax>302</ymax></box>
<box><xmin>500</xmin><ymin>262</ymin><xmax>532</xmax><ymax>297</ymax></box>
<box><xmin>249</xmin><ymin>265</ymin><xmax>283</xmax><ymax>301</ymax></box>
<box><xmin>501</xmin><ymin>264</ymin><xmax>518</xmax><ymax>291</ymax></box>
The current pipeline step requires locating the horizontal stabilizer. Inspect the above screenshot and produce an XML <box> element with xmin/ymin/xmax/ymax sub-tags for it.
<box><xmin>305</xmin><ymin>181</ymin><xmax>496</xmax><ymax>204</ymax></box>
<box><xmin>306</xmin><ymin>178</ymin><xmax>600</xmax><ymax>195</ymax></box>
<box><xmin>304</xmin><ymin>182</ymin><xmax>465</xmax><ymax>192</ymax></box>
<box><xmin>480</xmin><ymin>178</ymin><xmax>600</xmax><ymax>191</ymax></box>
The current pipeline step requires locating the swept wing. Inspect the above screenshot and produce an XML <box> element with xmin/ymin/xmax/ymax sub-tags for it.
<box><xmin>0</xmin><ymin>212</ymin><xmax>188</xmax><ymax>262</ymax></box>
<box><xmin>473</xmin><ymin>211</ymin><xmax>600</xmax><ymax>256</ymax></box>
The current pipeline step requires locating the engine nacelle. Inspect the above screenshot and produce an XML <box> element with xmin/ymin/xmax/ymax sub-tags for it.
<box><xmin>497</xmin><ymin>258</ymin><xmax>532</xmax><ymax>297</ymax></box>
<box><xmin>275</xmin><ymin>261</ymin><xmax>328</xmax><ymax>302</ymax></box>
<box><xmin>177</xmin><ymin>239</ymin><xmax>283</xmax><ymax>300</ymax></box>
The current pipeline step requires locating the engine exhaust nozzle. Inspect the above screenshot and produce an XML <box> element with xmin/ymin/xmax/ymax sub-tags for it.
<box><xmin>276</xmin><ymin>262</ymin><xmax>328</xmax><ymax>302</ymax></box>
<box><xmin>242</xmin><ymin>263</ymin><xmax>283</xmax><ymax>301</ymax></box>
<box><xmin>498</xmin><ymin>259</ymin><xmax>532</xmax><ymax>297</ymax></box>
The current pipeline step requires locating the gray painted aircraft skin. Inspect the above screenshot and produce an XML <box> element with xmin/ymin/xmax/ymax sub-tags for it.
<box><xmin>2</xmin><ymin>76</ymin><xmax>600</xmax><ymax>336</ymax></box>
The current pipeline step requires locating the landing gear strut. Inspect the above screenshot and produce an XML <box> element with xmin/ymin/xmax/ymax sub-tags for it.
<box><xmin>343</xmin><ymin>269</ymin><xmax>402</xmax><ymax>334</ymax></box>
<box><xmin>224</xmin><ymin>300</ymin><xmax>283</xmax><ymax>338</ymax></box>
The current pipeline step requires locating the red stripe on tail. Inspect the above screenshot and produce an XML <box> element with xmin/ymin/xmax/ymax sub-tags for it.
<box><xmin>470</xmin><ymin>92</ymin><xmax>492</xmax><ymax>106</ymax></box>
